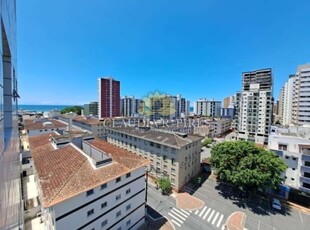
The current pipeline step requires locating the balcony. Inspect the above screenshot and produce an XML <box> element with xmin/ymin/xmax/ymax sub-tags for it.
<box><xmin>299</xmin><ymin>186</ymin><xmax>310</xmax><ymax>194</ymax></box>
<box><xmin>300</xmin><ymin>165</ymin><xmax>310</xmax><ymax>173</ymax></box>
<box><xmin>302</xmin><ymin>154</ymin><xmax>310</xmax><ymax>161</ymax></box>
<box><xmin>300</xmin><ymin>176</ymin><xmax>310</xmax><ymax>184</ymax></box>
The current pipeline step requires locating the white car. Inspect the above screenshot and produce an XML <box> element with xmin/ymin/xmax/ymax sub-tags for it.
<box><xmin>272</xmin><ymin>198</ymin><xmax>282</xmax><ymax>210</ymax></box>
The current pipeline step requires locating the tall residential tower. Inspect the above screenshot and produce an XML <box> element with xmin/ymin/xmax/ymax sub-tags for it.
<box><xmin>236</xmin><ymin>68</ymin><xmax>273</xmax><ymax>145</ymax></box>
<box><xmin>98</xmin><ymin>77</ymin><xmax>120</xmax><ymax>118</ymax></box>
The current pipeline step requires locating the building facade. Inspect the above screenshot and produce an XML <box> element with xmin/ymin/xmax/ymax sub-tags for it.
<box><xmin>0</xmin><ymin>1</ymin><xmax>23</xmax><ymax>228</ymax></box>
<box><xmin>236</xmin><ymin>68</ymin><xmax>273</xmax><ymax>145</ymax></box>
<box><xmin>278</xmin><ymin>75</ymin><xmax>296</xmax><ymax>126</ymax></box>
<box><xmin>292</xmin><ymin>64</ymin><xmax>310</xmax><ymax>125</ymax></box>
<box><xmin>106</xmin><ymin>127</ymin><xmax>203</xmax><ymax>191</ymax></box>
<box><xmin>121</xmin><ymin>96</ymin><xmax>141</xmax><ymax>117</ymax></box>
<box><xmin>28</xmin><ymin>133</ymin><xmax>148</xmax><ymax>230</ymax></box>
<box><xmin>269</xmin><ymin>126</ymin><xmax>310</xmax><ymax>195</ymax></box>
<box><xmin>223</xmin><ymin>96</ymin><xmax>235</xmax><ymax>108</ymax></box>
<box><xmin>195</xmin><ymin>99</ymin><xmax>221</xmax><ymax>117</ymax></box>
<box><xmin>98</xmin><ymin>77</ymin><xmax>120</xmax><ymax>118</ymax></box>
<box><xmin>83</xmin><ymin>101</ymin><xmax>98</xmax><ymax>116</ymax></box>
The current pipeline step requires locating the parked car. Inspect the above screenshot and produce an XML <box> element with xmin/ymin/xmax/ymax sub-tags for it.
<box><xmin>272</xmin><ymin>198</ymin><xmax>282</xmax><ymax>210</ymax></box>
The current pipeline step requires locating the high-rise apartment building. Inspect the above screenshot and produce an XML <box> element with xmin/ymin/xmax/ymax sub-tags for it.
<box><xmin>223</xmin><ymin>96</ymin><xmax>235</xmax><ymax>108</ymax></box>
<box><xmin>195</xmin><ymin>99</ymin><xmax>221</xmax><ymax>117</ymax></box>
<box><xmin>0</xmin><ymin>1</ymin><xmax>22</xmax><ymax>229</ymax></box>
<box><xmin>292</xmin><ymin>64</ymin><xmax>310</xmax><ymax>125</ymax></box>
<box><xmin>98</xmin><ymin>77</ymin><xmax>120</xmax><ymax>118</ymax></box>
<box><xmin>236</xmin><ymin>68</ymin><xmax>273</xmax><ymax>145</ymax></box>
<box><xmin>146</xmin><ymin>94</ymin><xmax>189</xmax><ymax>120</ymax></box>
<box><xmin>83</xmin><ymin>101</ymin><xmax>99</xmax><ymax>116</ymax></box>
<box><xmin>278</xmin><ymin>75</ymin><xmax>296</xmax><ymax>126</ymax></box>
<box><xmin>121</xmin><ymin>96</ymin><xmax>142</xmax><ymax>117</ymax></box>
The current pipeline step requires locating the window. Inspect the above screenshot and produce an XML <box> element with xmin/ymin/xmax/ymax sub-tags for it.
<box><xmin>116</xmin><ymin>210</ymin><xmax>122</xmax><ymax>218</ymax></box>
<box><xmin>116</xmin><ymin>177</ymin><xmax>121</xmax><ymax>183</ymax></box>
<box><xmin>116</xmin><ymin>194</ymin><xmax>121</xmax><ymax>200</ymax></box>
<box><xmin>101</xmin><ymin>202</ymin><xmax>107</xmax><ymax>209</ymax></box>
<box><xmin>278</xmin><ymin>144</ymin><xmax>287</xmax><ymax>151</ymax></box>
<box><xmin>86</xmin><ymin>189</ymin><xmax>94</xmax><ymax>197</ymax></box>
<box><xmin>101</xmin><ymin>220</ymin><xmax>107</xmax><ymax>228</ymax></box>
<box><xmin>126</xmin><ymin>172</ymin><xmax>131</xmax><ymax>178</ymax></box>
<box><xmin>87</xmin><ymin>209</ymin><xmax>94</xmax><ymax>217</ymax></box>
<box><xmin>126</xmin><ymin>204</ymin><xmax>131</xmax><ymax>211</ymax></box>
<box><xmin>126</xmin><ymin>220</ymin><xmax>131</xmax><ymax>226</ymax></box>
<box><xmin>101</xmin><ymin>183</ymin><xmax>107</xmax><ymax>190</ymax></box>
<box><xmin>126</xmin><ymin>189</ymin><xmax>131</xmax><ymax>195</ymax></box>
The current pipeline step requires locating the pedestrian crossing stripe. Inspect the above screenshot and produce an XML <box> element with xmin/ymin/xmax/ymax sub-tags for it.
<box><xmin>168</xmin><ymin>206</ymin><xmax>226</xmax><ymax>229</ymax></box>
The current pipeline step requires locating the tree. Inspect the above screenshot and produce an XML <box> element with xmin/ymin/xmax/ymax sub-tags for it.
<box><xmin>210</xmin><ymin>141</ymin><xmax>287</xmax><ymax>191</ymax></box>
<box><xmin>156</xmin><ymin>177</ymin><xmax>172</xmax><ymax>195</ymax></box>
<box><xmin>202</xmin><ymin>138</ymin><xmax>212</xmax><ymax>147</ymax></box>
<box><xmin>60</xmin><ymin>106</ymin><xmax>82</xmax><ymax>115</ymax></box>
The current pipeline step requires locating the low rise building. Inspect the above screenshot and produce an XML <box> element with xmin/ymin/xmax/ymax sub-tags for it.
<box><xmin>24</xmin><ymin>118</ymin><xmax>67</xmax><ymax>136</ymax></box>
<box><xmin>209</xmin><ymin>119</ymin><xmax>232</xmax><ymax>137</ymax></box>
<box><xmin>106</xmin><ymin>127</ymin><xmax>203</xmax><ymax>191</ymax></box>
<box><xmin>28</xmin><ymin>132</ymin><xmax>149</xmax><ymax>230</ymax></box>
<box><xmin>269</xmin><ymin>126</ymin><xmax>310</xmax><ymax>195</ymax></box>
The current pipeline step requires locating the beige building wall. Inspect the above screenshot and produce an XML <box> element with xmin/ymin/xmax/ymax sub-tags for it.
<box><xmin>106</xmin><ymin>129</ymin><xmax>202</xmax><ymax>191</ymax></box>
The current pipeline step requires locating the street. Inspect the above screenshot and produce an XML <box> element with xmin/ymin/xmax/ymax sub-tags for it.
<box><xmin>147</xmin><ymin>177</ymin><xmax>310</xmax><ymax>230</ymax></box>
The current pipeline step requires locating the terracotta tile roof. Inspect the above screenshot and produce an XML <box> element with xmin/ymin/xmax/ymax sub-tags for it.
<box><xmin>87</xmin><ymin>139</ymin><xmax>149</xmax><ymax>170</ymax></box>
<box><xmin>24</xmin><ymin>119</ymin><xmax>67</xmax><ymax>131</ymax></box>
<box><xmin>28</xmin><ymin>134</ymin><xmax>149</xmax><ymax>208</ymax></box>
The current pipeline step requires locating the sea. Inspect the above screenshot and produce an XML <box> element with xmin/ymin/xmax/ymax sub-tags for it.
<box><xmin>18</xmin><ymin>105</ymin><xmax>76</xmax><ymax>113</ymax></box>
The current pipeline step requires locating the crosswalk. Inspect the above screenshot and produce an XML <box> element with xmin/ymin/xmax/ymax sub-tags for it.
<box><xmin>192</xmin><ymin>205</ymin><xmax>226</xmax><ymax>229</ymax></box>
<box><xmin>167</xmin><ymin>206</ymin><xmax>226</xmax><ymax>229</ymax></box>
<box><xmin>167</xmin><ymin>208</ymin><xmax>191</xmax><ymax>227</ymax></box>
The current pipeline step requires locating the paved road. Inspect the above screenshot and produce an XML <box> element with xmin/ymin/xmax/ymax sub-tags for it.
<box><xmin>147</xmin><ymin>178</ymin><xmax>310</xmax><ymax>230</ymax></box>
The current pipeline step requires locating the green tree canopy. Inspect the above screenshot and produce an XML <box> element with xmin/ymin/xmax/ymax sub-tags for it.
<box><xmin>202</xmin><ymin>138</ymin><xmax>212</xmax><ymax>147</ymax></box>
<box><xmin>60</xmin><ymin>106</ymin><xmax>82</xmax><ymax>115</ymax></box>
<box><xmin>210</xmin><ymin>141</ymin><xmax>287</xmax><ymax>191</ymax></box>
<box><xmin>156</xmin><ymin>177</ymin><xmax>172</xmax><ymax>195</ymax></box>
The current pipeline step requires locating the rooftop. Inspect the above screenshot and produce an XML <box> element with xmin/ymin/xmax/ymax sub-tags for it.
<box><xmin>24</xmin><ymin>119</ymin><xmax>67</xmax><ymax>131</ymax></box>
<box><xmin>107</xmin><ymin>127</ymin><xmax>203</xmax><ymax>148</ymax></box>
<box><xmin>28</xmin><ymin>134</ymin><xmax>149</xmax><ymax>208</ymax></box>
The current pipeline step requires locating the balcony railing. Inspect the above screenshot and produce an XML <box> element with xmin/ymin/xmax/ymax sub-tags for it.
<box><xmin>300</xmin><ymin>176</ymin><xmax>310</xmax><ymax>184</ymax></box>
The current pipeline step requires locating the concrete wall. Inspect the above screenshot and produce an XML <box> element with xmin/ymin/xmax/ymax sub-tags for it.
<box><xmin>44</xmin><ymin>167</ymin><xmax>146</xmax><ymax>230</ymax></box>
<box><xmin>107</xmin><ymin>130</ymin><xmax>202</xmax><ymax>191</ymax></box>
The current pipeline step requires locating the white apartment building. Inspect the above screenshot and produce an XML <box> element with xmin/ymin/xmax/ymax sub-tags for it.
<box><xmin>236</xmin><ymin>68</ymin><xmax>273</xmax><ymax>145</ymax></box>
<box><xmin>121</xmin><ymin>96</ymin><xmax>142</xmax><ymax>117</ymax></box>
<box><xmin>106</xmin><ymin>127</ymin><xmax>203</xmax><ymax>191</ymax></box>
<box><xmin>278</xmin><ymin>75</ymin><xmax>296</xmax><ymax>126</ymax></box>
<box><xmin>195</xmin><ymin>99</ymin><xmax>221</xmax><ymax>117</ymax></box>
<box><xmin>269</xmin><ymin>126</ymin><xmax>310</xmax><ymax>195</ymax></box>
<box><xmin>28</xmin><ymin>133</ymin><xmax>148</xmax><ymax>230</ymax></box>
<box><xmin>292</xmin><ymin>64</ymin><xmax>310</xmax><ymax>125</ymax></box>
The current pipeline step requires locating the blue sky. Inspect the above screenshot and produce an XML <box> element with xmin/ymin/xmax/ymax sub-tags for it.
<box><xmin>17</xmin><ymin>0</ymin><xmax>310</xmax><ymax>105</ymax></box>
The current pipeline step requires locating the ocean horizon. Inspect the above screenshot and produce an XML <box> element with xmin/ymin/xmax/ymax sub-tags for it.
<box><xmin>19</xmin><ymin>104</ymin><xmax>80</xmax><ymax>112</ymax></box>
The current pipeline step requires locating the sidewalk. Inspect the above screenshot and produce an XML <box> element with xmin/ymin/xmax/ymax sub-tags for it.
<box><xmin>225</xmin><ymin>211</ymin><xmax>247</xmax><ymax>230</ymax></box>
<box><xmin>175</xmin><ymin>192</ymin><xmax>205</xmax><ymax>211</ymax></box>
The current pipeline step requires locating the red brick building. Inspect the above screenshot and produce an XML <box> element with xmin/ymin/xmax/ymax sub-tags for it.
<box><xmin>98</xmin><ymin>77</ymin><xmax>120</xmax><ymax>118</ymax></box>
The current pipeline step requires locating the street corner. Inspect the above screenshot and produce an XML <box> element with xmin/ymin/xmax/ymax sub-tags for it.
<box><xmin>175</xmin><ymin>192</ymin><xmax>205</xmax><ymax>211</ymax></box>
<box><xmin>225</xmin><ymin>211</ymin><xmax>247</xmax><ymax>230</ymax></box>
